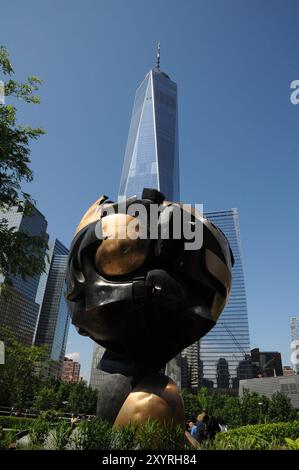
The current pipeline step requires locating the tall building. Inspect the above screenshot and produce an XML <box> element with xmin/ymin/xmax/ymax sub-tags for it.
<box><xmin>181</xmin><ymin>343</ymin><xmax>199</xmax><ymax>391</ymax></box>
<box><xmin>198</xmin><ymin>209</ymin><xmax>252</xmax><ymax>389</ymax></box>
<box><xmin>251</xmin><ymin>348</ymin><xmax>283</xmax><ymax>378</ymax></box>
<box><xmin>119</xmin><ymin>49</ymin><xmax>179</xmax><ymax>201</ymax></box>
<box><xmin>89</xmin><ymin>343</ymin><xmax>106</xmax><ymax>390</ymax></box>
<box><xmin>291</xmin><ymin>317</ymin><xmax>299</xmax><ymax>374</ymax></box>
<box><xmin>0</xmin><ymin>204</ymin><xmax>48</xmax><ymax>345</ymax></box>
<box><xmin>90</xmin><ymin>48</ymin><xmax>181</xmax><ymax>389</ymax></box>
<box><xmin>61</xmin><ymin>357</ymin><xmax>81</xmax><ymax>382</ymax></box>
<box><xmin>34</xmin><ymin>239</ymin><xmax>70</xmax><ymax>377</ymax></box>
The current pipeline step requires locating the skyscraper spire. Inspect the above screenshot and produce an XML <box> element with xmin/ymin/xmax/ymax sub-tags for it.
<box><xmin>156</xmin><ymin>42</ymin><xmax>161</xmax><ymax>70</ymax></box>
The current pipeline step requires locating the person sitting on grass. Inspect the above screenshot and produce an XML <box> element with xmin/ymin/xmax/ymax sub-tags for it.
<box><xmin>194</xmin><ymin>413</ymin><xmax>206</xmax><ymax>443</ymax></box>
<box><xmin>187</xmin><ymin>420</ymin><xmax>198</xmax><ymax>437</ymax></box>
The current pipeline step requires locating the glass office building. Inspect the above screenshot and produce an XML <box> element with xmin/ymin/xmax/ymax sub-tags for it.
<box><xmin>119</xmin><ymin>68</ymin><xmax>179</xmax><ymax>201</ymax></box>
<box><xmin>0</xmin><ymin>205</ymin><xmax>48</xmax><ymax>345</ymax></box>
<box><xmin>34</xmin><ymin>239</ymin><xmax>70</xmax><ymax>377</ymax></box>
<box><xmin>182</xmin><ymin>209</ymin><xmax>252</xmax><ymax>390</ymax></box>
<box><xmin>198</xmin><ymin>209</ymin><xmax>252</xmax><ymax>389</ymax></box>
<box><xmin>89</xmin><ymin>343</ymin><xmax>106</xmax><ymax>390</ymax></box>
<box><xmin>91</xmin><ymin>62</ymin><xmax>181</xmax><ymax>390</ymax></box>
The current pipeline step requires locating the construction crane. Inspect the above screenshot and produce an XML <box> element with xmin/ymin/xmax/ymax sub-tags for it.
<box><xmin>259</xmin><ymin>356</ymin><xmax>277</xmax><ymax>377</ymax></box>
<box><xmin>220</xmin><ymin>321</ymin><xmax>249</xmax><ymax>358</ymax></box>
<box><xmin>217</xmin><ymin>322</ymin><xmax>252</xmax><ymax>382</ymax></box>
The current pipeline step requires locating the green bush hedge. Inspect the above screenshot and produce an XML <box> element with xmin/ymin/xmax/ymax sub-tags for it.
<box><xmin>3</xmin><ymin>415</ymin><xmax>299</xmax><ymax>450</ymax></box>
<box><xmin>0</xmin><ymin>415</ymin><xmax>34</xmax><ymax>430</ymax></box>
<box><xmin>25</xmin><ymin>418</ymin><xmax>185</xmax><ymax>450</ymax></box>
<box><xmin>214</xmin><ymin>420</ymin><xmax>299</xmax><ymax>450</ymax></box>
<box><xmin>111</xmin><ymin>421</ymin><xmax>185</xmax><ymax>451</ymax></box>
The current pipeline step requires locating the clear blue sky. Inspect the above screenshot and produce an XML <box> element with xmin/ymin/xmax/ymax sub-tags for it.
<box><xmin>2</xmin><ymin>0</ymin><xmax>299</xmax><ymax>380</ymax></box>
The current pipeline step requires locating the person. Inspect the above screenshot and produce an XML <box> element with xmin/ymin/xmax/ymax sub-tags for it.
<box><xmin>187</xmin><ymin>420</ymin><xmax>197</xmax><ymax>437</ymax></box>
<box><xmin>218</xmin><ymin>417</ymin><xmax>228</xmax><ymax>432</ymax></box>
<box><xmin>194</xmin><ymin>413</ymin><xmax>206</xmax><ymax>443</ymax></box>
<box><xmin>203</xmin><ymin>409</ymin><xmax>210</xmax><ymax>423</ymax></box>
<box><xmin>203</xmin><ymin>413</ymin><xmax>221</xmax><ymax>441</ymax></box>
<box><xmin>70</xmin><ymin>414</ymin><xmax>78</xmax><ymax>428</ymax></box>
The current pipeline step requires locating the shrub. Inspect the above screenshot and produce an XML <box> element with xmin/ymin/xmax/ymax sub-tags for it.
<box><xmin>12</xmin><ymin>415</ymin><xmax>187</xmax><ymax>450</ymax></box>
<box><xmin>39</xmin><ymin>409</ymin><xmax>59</xmax><ymax>422</ymax></box>
<box><xmin>29</xmin><ymin>415</ymin><xmax>50</xmax><ymax>447</ymax></box>
<box><xmin>51</xmin><ymin>420</ymin><xmax>73</xmax><ymax>450</ymax></box>
<box><xmin>0</xmin><ymin>425</ymin><xmax>6</xmax><ymax>450</ymax></box>
<box><xmin>0</xmin><ymin>429</ymin><xmax>18</xmax><ymax>450</ymax></box>
<box><xmin>284</xmin><ymin>437</ymin><xmax>299</xmax><ymax>450</ymax></box>
<box><xmin>135</xmin><ymin>421</ymin><xmax>184</xmax><ymax>450</ymax></box>
<box><xmin>161</xmin><ymin>425</ymin><xmax>186</xmax><ymax>450</ymax></box>
<box><xmin>214</xmin><ymin>420</ymin><xmax>299</xmax><ymax>450</ymax></box>
<box><xmin>0</xmin><ymin>415</ymin><xmax>34</xmax><ymax>430</ymax></box>
<box><xmin>111</xmin><ymin>421</ymin><xmax>185</xmax><ymax>450</ymax></box>
<box><xmin>111</xmin><ymin>423</ymin><xmax>138</xmax><ymax>450</ymax></box>
<box><xmin>136</xmin><ymin>421</ymin><xmax>163</xmax><ymax>450</ymax></box>
<box><xmin>73</xmin><ymin>419</ymin><xmax>112</xmax><ymax>450</ymax></box>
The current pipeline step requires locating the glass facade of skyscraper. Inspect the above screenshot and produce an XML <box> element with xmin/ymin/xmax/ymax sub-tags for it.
<box><xmin>119</xmin><ymin>69</ymin><xmax>179</xmax><ymax>201</ymax></box>
<box><xmin>0</xmin><ymin>205</ymin><xmax>48</xmax><ymax>346</ymax></box>
<box><xmin>34</xmin><ymin>239</ymin><xmax>70</xmax><ymax>377</ymax></box>
<box><xmin>197</xmin><ymin>208</ymin><xmax>252</xmax><ymax>389</ymax></box>
<box><xmin>89</xmin><ymin>343</ymin><xmax>106</xmax><ymax>390</ymax></box>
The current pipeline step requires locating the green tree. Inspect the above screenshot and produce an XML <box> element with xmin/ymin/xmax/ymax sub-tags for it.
<box><xmin>197</xmin><ymin>387</ymin><xmax>211</xmax><ymax>411</ymax></box>
<box><xmin>218</xmin><ymin>395</ymin><xmax>241</xmax><ymax>426</ymax></box>
<box><xmin>268</xmin><ymin>391</ymin><xmax>297</xmax><ymax>423</ymax></box>
<box><xmin>204</xmin><ymin>390</ymin><xmax>226</xmax><ymax>415</ymax></box>
<box><xmin>54</xmin><ymin>379</ymin><xmax>72</xmax><ymax>409</ymax></box>
<box><xmin>183</xmin><ymin>387</ymin><xmax>297</xmax><ymax>428</ymax></box>
<box><xmin>0</xmin><ymin>46</ymin><xmax>47</xmax><ymax>294</ymax></box>
<box><xmin>181</xmin><ymin>389</ymin><xmax>201</xmax><ymax>421</ymax></box>
<box><xmin>0</xmin><ymin>328</ymin><xmax>98</xmax><ymax>414</ymax></box>
<box><xmin>0</xmin><ymin>326</ymin><xmax>49</xmax><ymax>408</ymax></box>
<box><xmin>32</xmin><ymin>386</ymin><xmax>58</xmax><ymax>411</ymax></box>
<box><xmin>240</xmin><ymin>390</ymin><xmax>270</xmax><ymax>425</ymax></box>
<box><xmin>66</xmin><ymin>381</ymin><xmax>98</xmax><ymax>415</ymax></box>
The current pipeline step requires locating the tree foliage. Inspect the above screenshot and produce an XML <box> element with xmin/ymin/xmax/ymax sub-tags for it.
<box><xmin>181</xmin><ymin>390</ymin><xmax>201</xmax><ymax>421</ymax></box>
<box><xmin>268</xmin><ymin>391</ymin><xmax>297</xmax><ymax>423</ymax></box>
<box><xmin>0</xmin><ymin>326</ymin><xmax>49</xmax><ymax>408</ymax></box>
<box><xmin>0</xmin><ymin>46</ymin><xmax>47</xmax><ymax>293</ymax></box>
<box><xmin>182</xmin><ymin>385</ymin><xmax>297</xmax><ymax>427</ymax></box>
<box><xmin>36</xmin><ymin>378</ymin><xmax>98</xmax><ymax>415</ymax></box>
<box><xmin>31</xmin><ymin>380</ymin><xmax>98</xmax><ymax>415</ymax></box>
<box><xmin>0</xmin><ymin>327</ymin><xmax>97</xmax><ymax>414</ymax></box>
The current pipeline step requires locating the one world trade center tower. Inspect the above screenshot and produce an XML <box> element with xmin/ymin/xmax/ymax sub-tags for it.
<box><xmin>119</xmin><ymin>44</ymin><xmax>180</xmax><ymax>201</ymax></box>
